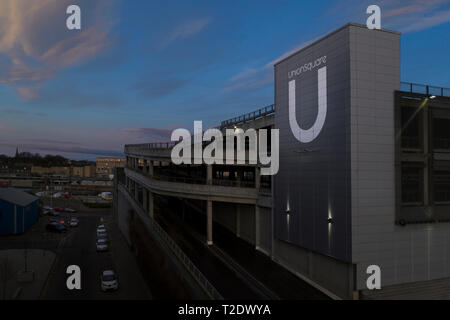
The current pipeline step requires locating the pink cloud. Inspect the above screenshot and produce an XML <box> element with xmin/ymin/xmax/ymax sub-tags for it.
<box><xmin>0</xmin><ymin>0</ymin><xmax>118</xmax><ymax>99</ymax></box>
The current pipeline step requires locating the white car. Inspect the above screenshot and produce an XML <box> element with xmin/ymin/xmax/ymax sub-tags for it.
<box><xmin>101</xmin><ymin>270</ymin><xmax>118</xmax><ymax>291</ymax></box>
<box><xmin>65</xmin><ymin>208</ymin><xmax>77</xmax><ymax>213</ymax></box>
<box><xmin>70</xmin><ymin>218</ymin><xmax>79</xmax><ymax>227</ymax></box>
<box><xmin>96</xmin><ymin>239</ymin><xmax>108</xmax><ymax>252</ymax></box>
<box><xmin>97</xmin><ymin>229</ymin><xmax>107</xmax><ymax>237</ymax></box>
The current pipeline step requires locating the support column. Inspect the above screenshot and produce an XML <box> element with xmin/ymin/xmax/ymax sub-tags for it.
<box><xmin>423</xmin><ymin>105</ymin><xmax>429</xmax><ymax>206</ymax></box>
<box><xmin>255</xmin><ymin>205</ymin><xmax>260</xmax><ymax>250</ymax></box>
<box><xmin>255</xmin><ymin>167</ymin><xmax>261</xmax><ymax>190</ymax></box>
<box><xmin>143</xmin><ymin>187</ymin><xmax>148</xmax><ymax>211</ymax></box>
<box><xmin>207</xmin><ymin>200</ymin><xmax>213</xmax><ymax>245</ymax></box>
<box><xmin>236</xmin><ymin>204</ymin><xmax>241</xmax><ymax>238</ymax></box>
<box><xmin>134</xmin><ymin>181</ymin><xmax>139</xmax><ymax>201</ymax></box>
<box><xmin>149</xmin><ymin>160</ymin><xmax>154</xmax><ymax>176</ymax></box>
<box><xmin>207</xmin><ymin>165</ymin><xmax>212</xmax><ymax>185</ymax></box>
<box><xmin>148</xmin><ymin>192</ymin><xmax>154</xmax><ymax>219</ymax></box>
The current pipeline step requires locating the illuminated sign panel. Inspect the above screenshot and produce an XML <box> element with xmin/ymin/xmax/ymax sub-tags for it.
<box><xmin>274</xmin><ymin>26</ymin><xmax>352</xmax><ymax>262</ymax></box>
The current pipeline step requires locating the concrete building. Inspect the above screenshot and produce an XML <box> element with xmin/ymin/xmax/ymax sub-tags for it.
<box><xmin>0</xmin><ymin>188</ymin><xmax>40</xmax><ymax>235</ymax></box>
<box><xmin>96</xmin><ymin>157</ymin><xmax>126</xmax><ymax>176</ymax></box>
<box><xmin>115</xmin><ymin>23</ymin><xmax>450</xmax><ymax>299</ymax></box>
<box><xmin>31</xmin><ymin>165</ymin><xmax>95</xmax><ymax>178</ymax></box>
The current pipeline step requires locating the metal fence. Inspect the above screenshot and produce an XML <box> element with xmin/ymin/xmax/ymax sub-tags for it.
<box><xmin>119</xmin><ymin>184</ymin><xmax>222</xmax><ymax>299</ymax></box>
<box><xmin>401</xmin><ymin>82</ymin><xmax>450</xmax><ymax>98</ymax></box>
<box><xmin>221</xmin><ymin>104</ymin><xmax>275</xmax><ymax>128</ymax></box>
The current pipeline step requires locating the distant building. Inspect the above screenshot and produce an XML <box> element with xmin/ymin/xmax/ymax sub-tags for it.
<box><xmin>31</xmin><ymin>165</ymin><xmax>95</xmax><ymax>178</ymax></box>
<box><xmin>96</xmin><ymin>157</ymin><xmax>125</xmax><ymax>176</ymax></box>
<box><xmin>0</xmin><ymin>188</ymin><xmax>40</xmax><ymax>235</ymax></box>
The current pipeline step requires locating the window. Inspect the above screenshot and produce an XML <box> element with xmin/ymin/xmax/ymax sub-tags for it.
<box><xmin>434</xmin><ymin>169</ymin><xmax>450</xmax><ymax>203</ymax></box>
<box><xmin>433</xmin><ymin>118</ymin><xmax>450</xmax><ymax>150</ymax></box>
<box><xmin>401</xmin><ymin>164</ymin><xmax>424</xmax><ymax>204</ymax></box>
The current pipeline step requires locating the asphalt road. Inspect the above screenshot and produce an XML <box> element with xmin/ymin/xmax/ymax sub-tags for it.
<box><xmin>40</xmin><ymin>210</ymin><xmax>151</xmax><ymax>300</ymax></box>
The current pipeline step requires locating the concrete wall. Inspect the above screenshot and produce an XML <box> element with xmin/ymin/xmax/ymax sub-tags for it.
<box><xmin>274</xmin><ymin>24</ymin><xmax>352</xmax><ymax>262</ymax></box>
<box><xmin>349</xmin><ymin>25</ymin><xmax>450</xmax><ymax>291</ymax></box>
<box><xmin>117</xmin><ymin>189</ymin><xmax>133</xmax><ymax>245</ymax></box>
<box><xmin>212</xmin><ymin>202</ymin><xmax>237</xmax><ymax>234</ymax></box>
<box><xmin>272</xmin><ymin>239</ymin><xmax>353</xmax><ymax>299</ymax></box>
<box><xmin>258</xmin><ymin>206</ymin><xmax>272</xmax><ymax>255</ymax></box>
<box><xmin>238</xmin><ymin>204</ymin><xmax>255</xmax><ymax>245</ymax></box>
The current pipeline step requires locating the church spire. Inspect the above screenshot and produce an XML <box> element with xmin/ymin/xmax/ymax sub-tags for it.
<box><xmin>15</xmin><ymin>146</ymin><xmax>19</xmax><ymax>158</ymax></box>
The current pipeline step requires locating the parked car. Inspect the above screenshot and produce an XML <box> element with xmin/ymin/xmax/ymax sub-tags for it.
<box><xmin>70</xmin><ymin>218</ymin><xmax>79</xmax><ymax>227</ymax></box>
<box><xmin>53</xmin><ymin>207</ymin><xmax>64</xmax><ymax>212</ymax></box>
<box><xmin>43</xmin><ymin>205</ymin><xmax>53</xmax><ymax>211</ymax></box>
<box><xmin>47</xmin><ymin>210</ymin><xmax>59</xmax><ymax>217</ymax></box>
<box><xmin>65</xmin><ymin>208</ymin><xmax>77</xmax><ymax>213</ymax></box>
<box><xmin>46</xmin><ymin>222</ymin><xmax>67</xmax><ymax>233</ymax></box>
<box><xmin>101</xmin><ymin>270</ymin><xmax>118</xmax><ymax>291</ymax></box>
<box><xmin>96</xmin><ymin>239</ymin><xmax>108</xmax><ymax>252</ymax></box>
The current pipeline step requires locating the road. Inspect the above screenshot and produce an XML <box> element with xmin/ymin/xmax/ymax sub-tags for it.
<box><xmin>39</xmin><ymin>210</ymin><xmax>151</xmax><ymax>300</ymax></box>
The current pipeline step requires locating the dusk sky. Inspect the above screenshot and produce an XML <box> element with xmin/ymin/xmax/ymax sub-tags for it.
<box><xmin>1</xmin><ymin>0</ymin><xmax>450</xmax><ymax>160</ymax></box>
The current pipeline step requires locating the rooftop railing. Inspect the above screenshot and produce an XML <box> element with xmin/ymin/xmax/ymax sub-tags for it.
<box><xmin>221</xmin><ymin>104</ymin><xmax>275</xmax><ymax>128</ymax></box>
<box><xmin>401</xmin><ymin>82</ymin><xmax>450</xmax><ymax>98</ymax></box>
<box><xmin>125</xmin><ymin>142</ymin><xmax>176</xmax><ymax>151</ymax></box>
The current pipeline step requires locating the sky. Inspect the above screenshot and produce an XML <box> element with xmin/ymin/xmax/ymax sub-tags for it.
<box><xmin>0</xmin><ymin>0</ymin><xmax>450</xmax><ymax>160</ymax></box>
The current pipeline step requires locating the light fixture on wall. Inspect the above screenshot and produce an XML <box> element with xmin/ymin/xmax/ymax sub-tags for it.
<box><xmin>429</xmin><ymin>95</ymin><xmax>436</xmax><ymax>99</ymax></box>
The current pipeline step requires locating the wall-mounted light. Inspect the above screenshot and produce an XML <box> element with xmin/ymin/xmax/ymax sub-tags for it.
<box><xmin>429</xmin><ymin>95</ymin><xmax>436</xmax><ymax>99</ymax></box>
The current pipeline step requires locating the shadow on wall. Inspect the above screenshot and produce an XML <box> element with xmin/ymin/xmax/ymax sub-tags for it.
<box><xmin>130</xmin><ymin>213</ymin><xmax>191</xmax><ymax>299</ymax></box>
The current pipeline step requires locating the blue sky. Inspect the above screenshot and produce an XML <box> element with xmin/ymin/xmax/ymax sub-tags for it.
<box><xmin>0</xmin><ymin>0</ymin><xmax>450</xmax><ymax>160</ymax></box>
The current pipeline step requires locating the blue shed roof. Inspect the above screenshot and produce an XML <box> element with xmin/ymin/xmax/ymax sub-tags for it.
<box><xmin>0</xmin><ymin>188</ymin><xmax>39</xmax><ymax>207</ymax></box>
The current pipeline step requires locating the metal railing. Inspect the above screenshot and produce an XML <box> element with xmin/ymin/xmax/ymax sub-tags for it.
<box><xmin>119</xmin><ymin>184</ymin><xmax>223</xmax><ymax>299</ymax></box>
<box><xmin>401</xmin><ymin>82</ymin><xmax>450</xmax><ymax>98</ymax></box>
<box><xmin>221</xmin><ymin>104</ymin><xmax>275</xmax><ymax>128</ymax></box>
<box><xmin>128</xmin><ymin>166</ymin><xmax>257</xmax><ymax>189</ymax></box>
<box><xmin>125</xmin><ymin>142</ymin><xmax>176</xmax><ymax>152</ymax></box>
<box><xmin>212</xmin><ymin>179</ymin><xmax>255</xmax><ymax>188</ymax></box>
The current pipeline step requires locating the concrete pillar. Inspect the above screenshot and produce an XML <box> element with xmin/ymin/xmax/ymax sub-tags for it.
<box><xmin>148</xmin><ymin>192</ymin><xmax>154</xmax><ymax>219</ymax></box>
<box><xmin>207</xmin><ymin>165</ymin><xmax>212</xmax><ymax>185</ymax></box>
<box><xmin>423</xmin><ymin>105</ymin><xmax>429</xmax><ymax>205</ymax></box>
<box><xmin>255</xmin><ymin>167</ymin><xmax>261</xmax><ymax>190</ymax></box>
<box><xmin>207</xmin><ymin>200</ymin><xmax>213</xmax><ymax>245</ymax></box>
<box><xmin>255</xmin><ymin>205</ymin><xmax>260</xmax><ymax>250</ymax></box>
<box><xmin>134</xmin><ymin>181</ymin><xmax>139</xmax><ymax>201</ymax></box>
<box><xmin>149</xmin><ymin>160</ymin><xmax>154</xmax><ymax>176</ymax></box>
<box><xmin>236</xmin><ymin>204</ymin><xmax>241</xmax><ymax>238</ymax></box>
<box><xmin>143</xmin><ymin>187</ymin><xmax>148</xmax><ymax>211</ymax></box>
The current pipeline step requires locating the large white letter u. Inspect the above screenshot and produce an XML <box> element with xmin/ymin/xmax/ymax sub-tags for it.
<box><xmin>289</xmin><ymin>66</ymin><xmax>327</xmax><ymax>143</ymax></box>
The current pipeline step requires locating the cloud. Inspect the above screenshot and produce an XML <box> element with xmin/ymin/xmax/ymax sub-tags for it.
<box><xmin>224</xmin><ymin>38</ymin><xmax>314</xmax><ymax>93</ymax></box>
<box><xmin>0</xmin><ymin>141</ymin><xmax>123</xmax><ymax>157</ymax></box>
<box><xmin>2</xmin><ymin>108</ymin><xmax>48</xmax><ymax>117</ymax></box>
<box><xmin>0</xmin><ymin>0</ymin><xmax>118</xmax><ymax>99</ymax></box>
<box><xmin>0</xmin><ymin>125</ymin><xmax>11</xmax><ymax>134</ymax></box>
<box><xmin>124</xmin><ymin>125</ymin><xmax>182</xmax><ymax>141</ymax></box>
<box><xmin>132</xmin><ymin>76</ymin><xmax>190</xmax><ymax>99</ymax></box>
<box><xmin>159</xmin><ymin>18</ymin><xmax>211</xmax><ymax>49</ymax></box>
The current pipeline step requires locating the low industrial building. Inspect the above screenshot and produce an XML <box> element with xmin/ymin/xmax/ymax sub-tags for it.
<box><xmin>115</xmin><ymin>23</ymin><xmax>450</xmax><ymax>299</ymax></box>
<box><xmin>0</xmin><ymin>188</ymin><xmax>40</xmax><ymax>235</ymax></box>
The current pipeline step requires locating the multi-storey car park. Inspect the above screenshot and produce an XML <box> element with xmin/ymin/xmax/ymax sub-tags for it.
<box><xmin>114</xmin><ymin>23</ymin><xmax>450</xmax><ymax>300</ymax></box>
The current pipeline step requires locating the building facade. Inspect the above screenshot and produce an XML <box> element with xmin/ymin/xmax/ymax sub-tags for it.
<box><xmin>115</xmin><ymin>23</ymin><xmax>450</xmax><ymax>299</ymax></box>
<box><xmin>96</xmin><ymin>157</ymin><xmax>126</xmax><ymax>176</ymax></box>
<box><xmin>0</xmin><ymin>188</ymin><xmax>40</xmax><ymax>235</ymax></box>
